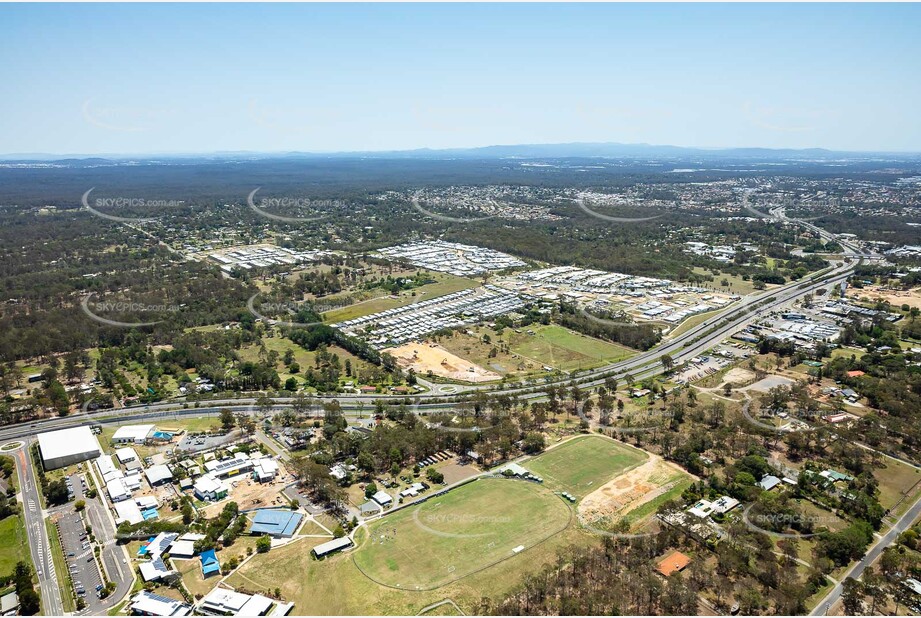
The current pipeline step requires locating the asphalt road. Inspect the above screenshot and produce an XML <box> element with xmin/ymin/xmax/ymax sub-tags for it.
<box><xmin>13</xmin><ymin>443</ymin><xmax>65</xmax><ymax>616</ymax></box>
<box><xmin>0</xmin><ymin>212</ymin><xmax>873</xmax><ymax>617</ymax></box>
<box><xmin>80</xmin><ymin>463</ymin><xmax>134</xmax><ymax>614</ymax></box>
<box><xmin>0</xmin><ymin>251</ymin><xmax>860</xmax><ymax>448</ymax></box>
<box><xmin>810</xmin><ymin>493</ymin><xmax>921</xmax><ymax>615</ymax></box>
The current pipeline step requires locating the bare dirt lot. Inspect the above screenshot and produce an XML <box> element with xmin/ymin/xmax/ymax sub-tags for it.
<box><xmin>434</xmin><ymin>460</ymin><xmax>481</xmax><ymax>486</ymax></box>
<box><xmin>384</xmin><ymin>342</ymin><xmax>500</xmax><ymax>383</ymax></box>
<box><xmin>747</xmin><ymin>374</ymin><xmax>794</xmax><ymax>394</ymax></box>
<box><xmin>200</xmin><ymin>471</ymin><xmax>295</xmax><ymax>518</ymax></box>
<box><xmin>862</xmin><ymin>286</ymin><xmax>921</xmax><ymax>310</ymax></box>
<box><xmin>578</xmin><ymin>455</ymin><xmax>691</xmax><ymax>523</ymax></box>
<box><xmin>722</xmin><ymin>367</ymin><xmax>756</xmax><ymax>385</ymax></box>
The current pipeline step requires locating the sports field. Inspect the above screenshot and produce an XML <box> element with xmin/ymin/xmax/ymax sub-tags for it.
<box><xmin>352</xmin><ymin>478</ymin><xmax>570</xmax><ymax>590</ymax></box>
<box><xmin>524</xmin><ymin>435</ymin><xmax>649</xmax><ymax>498</ymax></box>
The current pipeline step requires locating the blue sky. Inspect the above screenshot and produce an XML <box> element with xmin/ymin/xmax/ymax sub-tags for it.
<box><xmin>1</xmin><ymin>3</ymin><xmax>919</xmax><ymax>154</ymax></box>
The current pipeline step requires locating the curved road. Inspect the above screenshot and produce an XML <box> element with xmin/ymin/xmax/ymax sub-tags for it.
<box><xmin>0</xmin><ymin>211</ymin><xmax>873</xmax><ymax>616</ymax></box>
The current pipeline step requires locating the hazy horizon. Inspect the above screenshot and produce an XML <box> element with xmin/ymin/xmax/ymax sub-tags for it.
<box><xmin>2</xmin><ymin>3</ymin><xmax>920</xmax><ymax>155</ymax></box>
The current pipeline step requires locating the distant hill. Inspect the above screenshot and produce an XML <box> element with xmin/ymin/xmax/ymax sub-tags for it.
<box><xmin>1</xmin><ymin>142</ymin><xmax>918</xmax><ymax>163</ymax></box>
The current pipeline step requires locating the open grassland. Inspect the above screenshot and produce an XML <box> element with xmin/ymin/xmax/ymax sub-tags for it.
<box><xmin>830</xmin><ymin>346</ymin><xmax>867</xmax><ymax>360</ymax></box>
<box><xmin>0</xmin><ymin>515</ymin><xmax>29</xmax><ymax>578</ymax></box>
<box><xmin>322</xmin><ymin>274</ymin><xmax>479</xmax><ymax>322</ymax></box>
<box><xmin>507</xmin><ymin>325</ymin><xmax>634</xmax><ymax>372</ymax></box>
<box><xmin>691</xmin><ymin>267</ymin><xmax>763</xmax><ymax>296</ymax></box>
<box><xmin>524</xmin><ymin>435</ymin><xmax>649</xmax><ymax>498</ymax></box>
<box><xmin>438</xmin><ymin>324</ymin><xmax>634</xmax><ymax>378</ymax></box>
<box><xmin>874</xmin><ymin>458</ymin><xmax>921</xmax><ymax>516</ymax></box>
<box><xmin>237</xmin><ymin>337</ymin><xmax>374</xmax><ymax>385</ymax></box>
<box><xmin>664</xmin><ymin>307</ymin><xmax>726</xmax><ymax>339</ymax></box>
<box><xmin>353</xmin><ymin>478</ymin><xmax>570</xmax><ymax>590</ymax></box>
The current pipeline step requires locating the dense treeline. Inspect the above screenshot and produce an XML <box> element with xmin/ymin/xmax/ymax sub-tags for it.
<box><xmin>558</xmin><ymin>302</ymin><xmax>661</xmax><ymax>350</ymax></box>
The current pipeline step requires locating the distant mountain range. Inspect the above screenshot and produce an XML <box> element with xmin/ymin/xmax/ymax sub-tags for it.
<box><xmin>2</xmin><ymin>141</ymin><xmax>919</xmax><ymax>162</ymax></box>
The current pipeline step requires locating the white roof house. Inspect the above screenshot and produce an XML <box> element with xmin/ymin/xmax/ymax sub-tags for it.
<box><xmin>112</xmin><ymin>424</ymin><xmax>155</xmax><ymax>444</ymax></box>
<box><xmin>106</xmin><ymin>477</ymin><xmax>130</xmax><ymax>502</ymax></box>
<box><xmin>96</xmin><ymin>454</ymin><xmax>120</xmax><ymax>480</ymax></box>
<box><xmin>253</xmin><ymin>458</ymin><xmax>279</xmax><ymax>482</ymax></box>
<box><xmin>113</xmin><ymin>500</ymin><xmax>144</xmax><ymax>525</ymax></box>
<box><xmin>136</xmin><ymin>495</ymin><xmax>159</xmax><ymax>509</ymax></box>
<box><xmin>145</xmin><ymin>464</ymin><xmax>173</xmax><ymax>486</ymax></box>
<box><xmin>372</xmin><ymin>491</ymin><xmax>393</xmax><ymax>507</ymax></box>
<box><xmin>193</xmin><ymin>475</ymin><xmax>225</xmax><ymax>500</ymax></box>
<box><xmin>199</xmin><ymin>588</ymin><xmax>274</xmax><ymax>616</ymax></box>
<box><xmin>130</xmin><ymin>591</ymin><xmax>191</xmax><ymax>617</ymax></box>
<box><xmin>146</xmin><ymin>533</ymin><xmax>179</xmax><ymax>560</ymax></box>
<box><xmin>312</xmin><ymin>536</ymin><xmax>353</xmax><ymax>558</ymax></box>
<box><xmin>139</xmin><ymin>559</ymin><xmax>175</xmax><ymax>582</ymax></box>
<box><xmin>688</xmin><ymin>495</ymin><xmax>739</xmax><ymax>518</ymax></box>
<box><xmin>123</xmin><ymin>470</ymin><xmax>143</xmax><ymax>491</ymax></box>
<box><xmin>711</xmin><ymin>496</ymin><xmax>740</xmax><ymax>514</ymax></box>
<box><xmin>169</xmin><ymin>539</ymin><xmax>196</xmax><ymax>559</ymax></box>
<box><xmin>36</xmin><ymin>426</ymin><xmax>101</xmax><ymax>470</ymax></box>
<box><xmin>115</xmin><ymin>447</ymin><xmax>139</xmax><ymax>464</ymax></box>
<box><xmin>399</xmin><ymin>483</ymin><xmax>426</xmax><ymax>498</ymax></box>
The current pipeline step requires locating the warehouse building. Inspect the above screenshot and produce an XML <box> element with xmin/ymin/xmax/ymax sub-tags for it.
<box><xmin>111</xmin><ymin>424</ymin><xmax>155</xmax><ymax>445</ymax></box>
<box><xmin>36</xmin><ymin>426</ymin><xmax>102</xmax><ymax>470</ymax></box>
<box><xmin>249</xmin><ymin>509</ymin><xmax>302</xmax><ymax>538</ymax></box>
<box><xmin>312</xmin><ymin>536</ymin><xmax>352</xmax><ymax>558</ymax></box>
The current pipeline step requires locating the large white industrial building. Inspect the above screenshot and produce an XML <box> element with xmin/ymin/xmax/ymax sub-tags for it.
<box><xmin>36</xmin><ymin>426</ymin><xmax>102</xmax><ymax>470</ymax></box>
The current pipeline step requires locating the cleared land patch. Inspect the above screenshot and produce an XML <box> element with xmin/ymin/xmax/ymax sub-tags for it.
<box><xmin>507</xmin><ymin>325</ymin><xmax>634</xmax><ymax>373</ymax></box>
<box><xmin>384</xmin><ymin>342</ymin><xmax>500</xmax><ymax>383</ymax></box>
<box><xmin>352</xmin><ymin>478</ymin><xmax>570</xmax><ymax>590</ymax></box>
<box><xmin>524</xmin><ymin>435</ymin><xmax>648</xmax><ymax>498</ymax></box>
<box><xmin>578</xmin><ymin>455</ymin><xmax>694</xmax><ymax>532</ymax></box>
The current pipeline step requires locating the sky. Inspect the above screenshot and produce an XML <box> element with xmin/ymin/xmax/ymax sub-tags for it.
<box><xmin>1</xmin><ymin>3</ymin><xmax>920</xmax><ymax>155</ymax></box>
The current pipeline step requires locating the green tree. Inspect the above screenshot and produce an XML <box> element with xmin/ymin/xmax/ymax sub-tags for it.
<box><xmin>256</xmin><ymin>535</ymin><xmax>271</xmax><ymax>553</ymax></box>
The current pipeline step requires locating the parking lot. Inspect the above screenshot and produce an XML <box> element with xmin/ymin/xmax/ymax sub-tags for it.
<box><xmin>177</xmin><ymin>431</ymin><xmax>236</xmax><ymax>453</ymax></box>
<box><xmin>54</xmin><ymin>474</ymin><xmax>105</xmax><ymax>611</ymax></box>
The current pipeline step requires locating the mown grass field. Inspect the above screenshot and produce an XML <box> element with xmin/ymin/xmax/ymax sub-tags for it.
<box><xmin>223</xmin><ymin>435</ymin><xmax>664</xmax><ymax>614</ymax></box>
<box><xmin>507</xmin><ymin>325</ymin><xmax>634</xmax><ymax>372</ymax></box>
<box><xmin>352</xmin><ymin>478</ymin><xmax>570</xmax><ymax>590</ymax></box>
<box><xmin>524</xmin><ymin>435</ymin><xmax>648</xmax><ymax>498</ymax></box>
<box><xmin>0</xmin><ymin>514</ymin><xmax>29</xmax><ymax>579</ymax></box>
<box><xmin>225</xmin><ymin>511</ymin><xmax>597</xmax><ymax>615</ymax></box>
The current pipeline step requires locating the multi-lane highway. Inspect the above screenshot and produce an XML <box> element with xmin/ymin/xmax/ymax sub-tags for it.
<box><xmin>0</xmin><ymin>214</ymin><xmax>872</xmax><ymax>616</ymax></box>
<box><xmin>0</xmin><ymin>237</ymin><xmax>863</xmax><ymax>447</ymax></box>
<box><xmin>12</xmin><ymin>442</ymin><xmax>65</xmax><ymax>616</ymax></box>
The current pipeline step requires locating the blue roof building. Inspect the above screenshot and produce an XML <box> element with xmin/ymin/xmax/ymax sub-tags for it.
<box><xmin>248</xmin><ymin>509</ymin><xmax>303</xmax><ymax>538</ymax></box>
<box><xmin>200</xmin><ymin>549</ymin><xmax>221</xmax><ymax>577</ymax></box>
